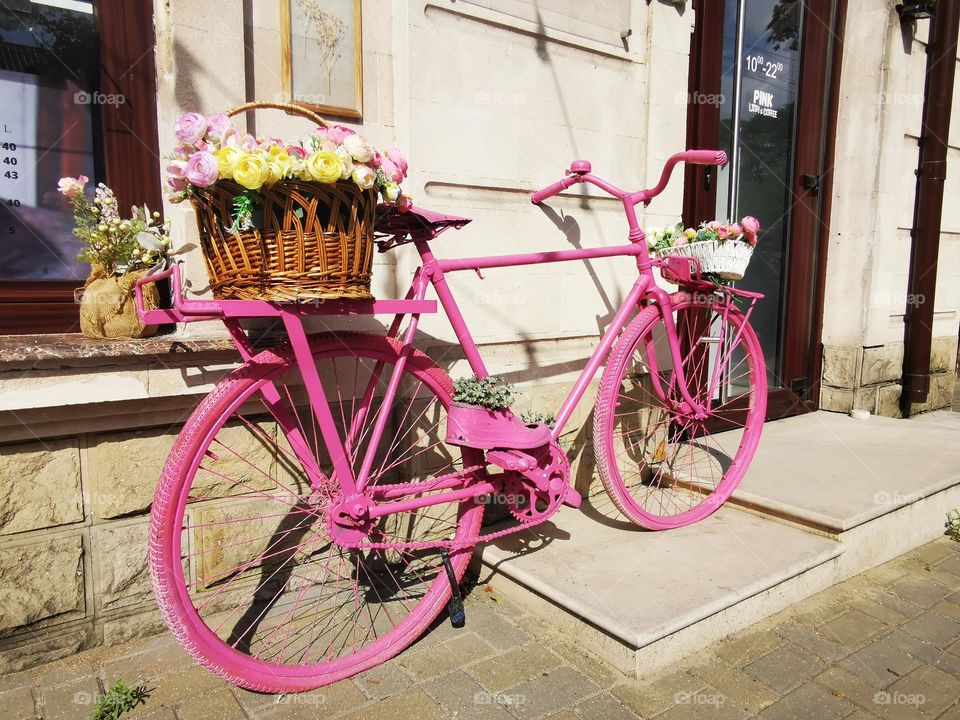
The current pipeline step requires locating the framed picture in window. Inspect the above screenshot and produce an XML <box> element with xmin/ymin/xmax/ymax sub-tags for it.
<box><xmin>280</xmin><ymin>0</ymin><xmax>363</xmax><ymax>119</ymax></box>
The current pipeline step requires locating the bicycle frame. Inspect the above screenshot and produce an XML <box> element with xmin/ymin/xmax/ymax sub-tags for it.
<box><xmin>135</xmin><ymin>150</ymin><xmax>741</xmax><ymax>525</ymax></box>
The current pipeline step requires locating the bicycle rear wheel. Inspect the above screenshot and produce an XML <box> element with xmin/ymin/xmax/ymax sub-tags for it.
<box><xmin>150</xmin><ymin>333</ymin><xmax>484</xmax><ymax>692</ymax></box>
<box><xmin>594</xmin><ymin>293</ymin><xmax>766</xmax><ymax>529</ymax></box>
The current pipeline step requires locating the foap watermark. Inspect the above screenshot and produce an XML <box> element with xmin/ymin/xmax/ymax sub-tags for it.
<box><xmin>74</xmin><ymin>90</ymin><xmax>126</xmax><ymax>106</ymax></box>
<box><xmin>276</xmin><ymin>693</ymin><xmax>327</xmax><ymax>706</ymax></box>
<box><xmin>674</xmin><ymin>690</ymin><xmax>726</xmax><ymax>708</ymax></box>
<box><xmin>476</xmin><ymin>491</ymin><xmax>528</xmax><ymax>506</ymax></box>
<box><xmin>473</xmin><ymin>90</ymin><xmax>526</xmax><ymax>106</ymax></box>
<box><xmin>872</xmin><ymin>291</ymin><xmax>926</xmax><ymax>308</ymax></box>
<box><xmin>280</xmin><ymin>92</ymin><xmax>328</xmax><ymax>106</ymax></box>
<box><xmin>874</xmin><ymin>490</ymin><xmax>925</xmax><ymax>506</ymax></box>
<box><xmin>476</xmin><ymin>291</ymin><xmax>527</xmax><ymax>307</ymax></box>
<box><xmin>874</xmin><ymin>691</ymin><xmax>925</xmax><ymax>708</ymax></box>
<box><xmin>73</xmin><ymin>691</ymin><xmax>96</xmax><ymax>705</ymax></box>
<box><xmin>474</xmin><ymin>690</ymin><xmax>526</xmax><ymax>707</ymax></box>
<box><xmin>877</xmin><ymin>92</ymin><xmax>924</xmax><ymax>106</ymax></box>
<box><xmin>675</xmin><ymin>91</ymin><xmax>726</xmax><ymax>107</ymax></box>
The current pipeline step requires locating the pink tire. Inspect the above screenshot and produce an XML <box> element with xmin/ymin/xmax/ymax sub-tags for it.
<box><xmin>594</xmin><ymin>293</ymin><xmax>766</xmax><ymax>529</ymax></box>
<box><xmin>150</xmin><ymin>333</ymin><xmax>484</xmax><ymax>692</ymax></box>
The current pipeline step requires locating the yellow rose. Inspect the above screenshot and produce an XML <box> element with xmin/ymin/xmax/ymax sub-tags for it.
<box><xmin>215</xmin><ymin>146</ymin><xmax>244</xmax><ymax>179</ymax></box>
<box><xmin>265</xmin><ymin>149</ymin><xmax>295</xmax><ymax>185</ymax></box>
<box><xmin>232</xmin><ymin>152</ymin><xmax>270</xmax><ymax>190</ymax></box>
<box><xmin>305</xmin><ymin>151</ymin><xmax>344</xmax><ymax>184</ymax></box>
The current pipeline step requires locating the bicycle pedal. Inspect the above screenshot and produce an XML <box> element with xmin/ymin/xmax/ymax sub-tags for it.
<box><xmin>485</xmin><ymin>449</ymin><xmax>538</xmax><ymax>472</ymax></box>
<box><xmin>441</xmin><ymin>552</ymin><xmax>466</xmax><ymax>629</ymax></box>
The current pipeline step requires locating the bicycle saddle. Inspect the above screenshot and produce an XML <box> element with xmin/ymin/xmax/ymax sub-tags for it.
<box><xmin>374</xmin><ymin>204</ymin><xmax>472</xmax><ymax>251</ymax></box>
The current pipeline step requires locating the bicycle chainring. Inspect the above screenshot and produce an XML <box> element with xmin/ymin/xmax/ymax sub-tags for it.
<box><xmin>505</xmin><ymin>441</ymin><xmax>570</xmax><ymax>523</ymax></box>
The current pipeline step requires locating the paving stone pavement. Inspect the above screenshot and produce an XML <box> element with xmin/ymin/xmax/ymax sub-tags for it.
<box><xmin>4</xmin><ymin>537</ymin><xmax>960</xmax><ymax>719</ymax></box>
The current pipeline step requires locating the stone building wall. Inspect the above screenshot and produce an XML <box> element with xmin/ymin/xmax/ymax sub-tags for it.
<box><xmin>820</xmin><ymin>0</ymin><xmax>960</xmax><ymax>415</ymax></box>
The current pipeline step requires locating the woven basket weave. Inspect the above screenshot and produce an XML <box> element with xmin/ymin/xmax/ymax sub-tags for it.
<box><xmin>659</xmin><ymin>239</ymin><xmax>754</xmax><ymax>281</ymax></box>
<box><xmin>190</xmin><ymin>101</ymin><xmax>376</xmax><ymax>301</ymax></box>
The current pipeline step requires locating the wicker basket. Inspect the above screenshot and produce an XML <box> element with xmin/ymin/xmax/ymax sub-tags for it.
<box><xmin>190</xmin><ymin>101</ymin><xmax>376</xmax><ymax>301</ymax></box>
<box><xmin>659</xmin><ymin>239</ymin><xmax>754</xmax><ymax>281</ymax></box>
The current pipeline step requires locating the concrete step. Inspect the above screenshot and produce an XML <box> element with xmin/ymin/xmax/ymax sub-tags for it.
<box><xmin>476</xmin><ymin>501</ymin><xmax>844</xmax><ymax>677</ymax></box>
<box><xmin>728</xmin><ymin>410</ymin><xmax>960</xmax><ymax>536</ymax></box>
<box><xmin>475</xmin><ymin>410</ymin><xmax>960</xmax><ymax>679</ymax></box>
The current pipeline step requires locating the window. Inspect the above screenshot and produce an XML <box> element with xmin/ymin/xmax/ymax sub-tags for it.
<box><xmin>0</xmin><ymin>0</ymin><xmax>161</xmax><ymax>335</ymax></box>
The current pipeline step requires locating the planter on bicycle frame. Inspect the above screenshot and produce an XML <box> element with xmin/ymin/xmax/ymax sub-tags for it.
<box><xmin>445</xmin><ymin>403</ymin><xmax>552</xmax><ymax>450</ymax></box>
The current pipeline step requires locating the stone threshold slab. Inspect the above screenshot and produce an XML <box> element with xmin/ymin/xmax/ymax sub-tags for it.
<box><xmin>726</xmin><ymin>411</ymin><xmax>960</xmax><ymax>533</ymax></box>
<box><xmin>478</xmin><ymin>503</ymin><xmax>843</xmax><ymax>654</ymax></box>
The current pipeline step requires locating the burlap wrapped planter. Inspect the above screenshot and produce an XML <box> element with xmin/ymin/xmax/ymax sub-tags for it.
<box><xmin>79</xmin><ymin>267</ymin><xmax>159</xmax><ymax>339</ymax></box>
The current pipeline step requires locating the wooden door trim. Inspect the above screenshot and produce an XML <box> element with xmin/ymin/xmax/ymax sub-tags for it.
<box><xmin>684</xmin><ymin>0</ymin><xmax>724</xmax><ymax>227</ymax></box>
<box><xmin>781</xmin><ymin>0</ymin><xmax>847</xmax><ymax>412</ymax></box>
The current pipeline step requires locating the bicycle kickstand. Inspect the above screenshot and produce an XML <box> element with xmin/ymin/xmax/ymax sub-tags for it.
<box><xmin>441</xmin><ymin>552</ymin><xmax>466</xmax><ymax>629</ymax></box>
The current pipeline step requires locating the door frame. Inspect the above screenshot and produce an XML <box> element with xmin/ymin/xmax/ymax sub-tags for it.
<box><xmin>685</xmin><ymin>0</ymin><xmax>848</xmax><ymax>420</ymax></box>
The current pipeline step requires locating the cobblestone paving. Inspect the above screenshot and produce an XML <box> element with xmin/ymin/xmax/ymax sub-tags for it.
<box><xmin>4</xmin><ymin>537</ymin><xmax>960</xmax><ymax>719</ymax></box>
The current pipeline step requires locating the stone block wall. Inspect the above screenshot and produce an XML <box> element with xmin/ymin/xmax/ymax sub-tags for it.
<box><xmin>0</xmin><ymin>341</ymin><xmax>606</xmax><ymax>673</ymax></box>
<box><xmin>820</xmin><ymin>337</ymin><xmax>958</xmax><ymax>417</ymax></box>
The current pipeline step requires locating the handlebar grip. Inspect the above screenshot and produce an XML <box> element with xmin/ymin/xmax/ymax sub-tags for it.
<box><xmin>683</xmin><ymin>150</ymin><xmax>728</xmax><ymax>167</ymax></box>
<box><xmin>531</xmin><ymin>175</ymin><xmax>577</xmax><ymax>204</ymax></box>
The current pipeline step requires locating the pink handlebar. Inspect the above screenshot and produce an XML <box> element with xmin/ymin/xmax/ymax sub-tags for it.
<box><xmin>530</xmin><ymin>174</ymin><xmax>580</xmax><ymax>204</ymax></box>
<box><xmin>531</xmin><ymin>149</ymin><xmax>727</xmax><ymax>206</ymax></box>
<box><xmin>680</xmin><ymin>149</ymin><xmax>728</xmax><ymax>166</ymax></box>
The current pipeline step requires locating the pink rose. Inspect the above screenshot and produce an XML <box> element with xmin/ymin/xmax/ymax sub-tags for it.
<box><xmin>674</xmin><ymin>234</ymin><xmax>687</xmax><ymax>246</ymax></box>
<box><xmin>741</xmin><ymin>215</ymin><xmax>760</xmax><ymax>246</ymax></box>
<box><xmin>221</xmin><ymin>127</ymin><xmax>242</xmax><ymax>147</ymax></box>
<box><xmin>287</xmin><ymin>145</ymin><xmax>307</xmax><ymax>159</ymax></box>
<box><xmin>167</xmin><ymin>176</ymin><xmax>187</xmax><ymax>192</ymax></box>
<box><xmin>173</xmin><ymin>144</ymin><xmax>192</xmax><ymax>160</ymax></box>
<box><xmin>186</xmin><ymin>151</ymin><xmax>219</xmax><ymax>187</ymax></box>
<box><xmin>240</xmin><ymin>134</ymin><xmax>259</xmax><ymax>150</ymax></box>
<box><xmin>369</xmin><ymin>150</ymin><xmax>382</xmax><ymax>169</ymax></box>
<box><xmin>175</xmin><ymin>112</ymin><xmax>207</xmax><ymax>145</ymax></box>
<box><xmin>326</xmin><ymin>125</ymin><xmax>355</xmax><ymax>144</ymax></box>
<box><xmin>386</xmin><ymin>147</ymin><xmax>408</xmax><ymax>175</ymax></box>
<box><xmin>166</xmin><ymin>159</ymin><xmax>188</xmax><ymax>180</ymax></box>
<box><xmin>57</xmin><ymin>175</ymin><xmax>88</xmax><ymax>198</ymax></box>
<box><xmin>730</xmin><ymin>223</ymin><xmax>743</xmax><ymax>237</ymax></box>
<box><xmin>380</xmin><ymin>157</ymin><xmax>403</xmax><ymax>184</ymax></box>
<box><xmin>205</xmin><ymin>113</ymin><xmax>232</xmax><ymax>138</ymax></box>
<box><xmin>717</xmin><ymin>225</ymin><xmax>731</xmax><ymax>240</ymax></box>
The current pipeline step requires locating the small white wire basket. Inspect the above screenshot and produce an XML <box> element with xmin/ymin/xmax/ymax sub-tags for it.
<box><xmin>659</xmin><ymin>239</ymin><xmax>754</xmax><ymax>281</ymax></box>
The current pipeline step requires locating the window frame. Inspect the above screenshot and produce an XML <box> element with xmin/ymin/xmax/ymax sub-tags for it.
<box><xmin>0</xmin><ymin>0</ymin><xmax>161</xmax><ymax>335</ymax></box>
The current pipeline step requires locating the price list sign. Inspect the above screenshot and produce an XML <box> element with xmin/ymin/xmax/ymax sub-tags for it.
<box><xmin>0</xmin><ymin>68</ymin><xmax>93</xmax><ymax>280</ymax></box>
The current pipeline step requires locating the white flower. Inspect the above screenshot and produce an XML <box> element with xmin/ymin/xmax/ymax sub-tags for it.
<box><xmin>343</xmin><ymin>133</ymin><xmax>375</xmax><ymax>163</ymax></box>
<box><xmin>334</xmin><ymin>146</ymin><xmax>354</xmax><ymax>180</ymax></box>
<box><xmin>383</xmin><ymin>182</ymin><xmax>401</xmax><ymax>201</ymax></box>
<box><xmin>352</xmin><ymin>165</ymin><xmax>376</xmax><ymax>190</ymax></box>
<box><xmin>646</xmin><ymin>233</ymin><xmax>657</xmax><ymax>249</ymax></box>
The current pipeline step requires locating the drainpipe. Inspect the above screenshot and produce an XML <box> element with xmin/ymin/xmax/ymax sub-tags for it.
<box><xmin>901</xmin><ymin>0</ymin><xmax>960</xmax><ymax>416</ymax></box>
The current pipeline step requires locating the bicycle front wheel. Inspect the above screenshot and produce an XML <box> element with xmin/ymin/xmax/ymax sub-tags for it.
<box><xmin>594</xmin><ymin>293</ymin><xmax>766</xmax><ymax>530</ymax></box>
<box><xmin>150</xmin><ymin>333</ymin><xmax>484</xmax><ymax>692</ymax></box>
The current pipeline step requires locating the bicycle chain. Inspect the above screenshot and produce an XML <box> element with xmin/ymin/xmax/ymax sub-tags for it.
<box><xmin>334</xmin><ymin>466</ymin><xmax>567</xmax><ymax>552</ymax></box>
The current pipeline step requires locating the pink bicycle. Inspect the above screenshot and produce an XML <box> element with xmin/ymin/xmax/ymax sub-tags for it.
<box><xmin>137</xmin><ymin>150</ymin><xmax>766</xmax><ymax>692</ymax></box>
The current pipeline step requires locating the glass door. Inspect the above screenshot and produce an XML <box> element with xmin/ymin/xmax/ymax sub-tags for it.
<box><xmin>719</xmin><ymin>0</ymin><xmax>804</xmax><ymax>388</ymax></box>
<box><xmin>686</xmin><ymin>0</ymin><xmax>841</xmax><ymax>418</ymax></box>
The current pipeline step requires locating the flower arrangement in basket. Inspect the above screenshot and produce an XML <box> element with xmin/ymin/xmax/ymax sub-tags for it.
<box><xmin>166</xmin><ymin>102</ymin><xmax>412</xmax><ymax>301</ymax></box>
<box><xmin>648</xmin><ymin>216</ymin><xmax>761</xmax><ymax>282</ymax></box>
<box><xmin>57</xmin><ymin>176</ymin><xmax>172</xmax><ymax>339</ymax></box>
